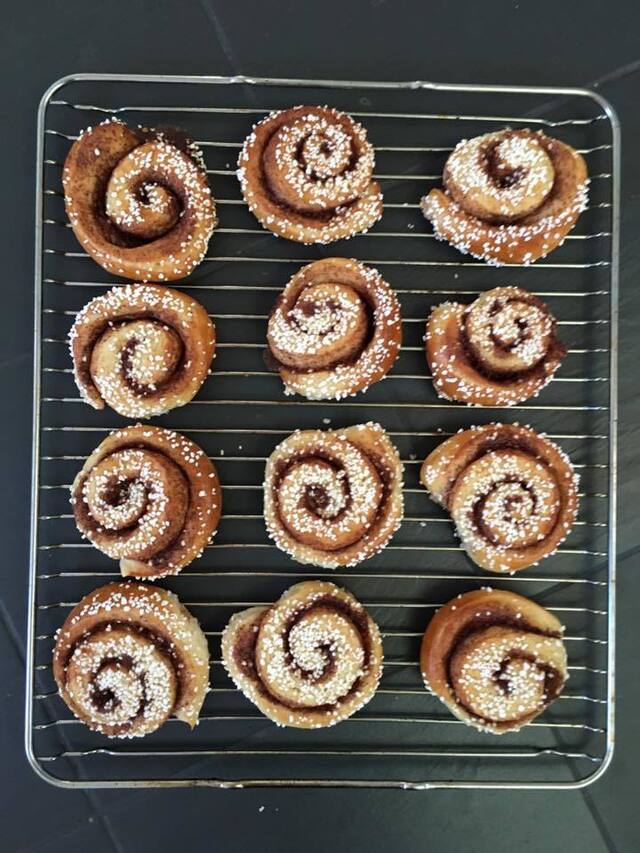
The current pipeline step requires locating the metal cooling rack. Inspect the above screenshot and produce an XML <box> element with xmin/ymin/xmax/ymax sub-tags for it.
<box><xmin>27</xmin><ymin>74</ymin><xmax>619</xmax><ymax>790</ymax></box>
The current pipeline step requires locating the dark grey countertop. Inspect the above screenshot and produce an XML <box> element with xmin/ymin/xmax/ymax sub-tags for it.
<box><xmin>2</xmin><ymin>2</ymin><xmax>639</xmax><ymax>851</ymax></box>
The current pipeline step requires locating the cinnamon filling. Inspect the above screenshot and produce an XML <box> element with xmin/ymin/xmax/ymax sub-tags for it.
<box><xmin>443</xmin><ymin>436</ymin><xmax>565</xmax><ymax>550</ymax></box>
<box><xmin>89</xmin><ymin>656</ymin><xmax>145</xmax><ymax>719</ymax></box>
<box><xmin>118</xmin><ymin>323</ymin><xmax>185</xmax><ymax>398</ymax></box>
<box><xmin>442</xmin><ymin>435</ymin><xmax>544</xmax><ymax>508</ymax></box>
<box><xmin>492</xmin><ymin>651</ymin><xmax>563</xmax><ymax>704</ymax></box>
<box><xmin>483</xmin><ymin>141</ymin><xmax>528</xmax><ymax>191</ymax></box>
<box><xmin>305</xmin><ymin>483</ymin><xmax>334</xmax><ymax>514</ymax></box>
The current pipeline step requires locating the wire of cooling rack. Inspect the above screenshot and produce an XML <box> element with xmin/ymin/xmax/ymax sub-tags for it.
<box><xmin>27</xmin><ymin>74</ymin><xmax>618</xmax><ymax>790</ymax></box>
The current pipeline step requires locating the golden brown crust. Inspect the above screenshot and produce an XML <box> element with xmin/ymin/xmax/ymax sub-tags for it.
<box><xmin>421</xmin><ymin>130</ymin><xmax>588</xmax><ymax>265</ymax></box>
<box><xmin>264</xmin><ymin>423</ymin><xmax>404</xmax><ymax>568</ymax></box>
<box><xmin>420</xmin><ymin>424</ymin><xmax>579</xmax><ymax>573</ymax></box>
<box><xmin>53</xmin><ymin>582</ymin><xmax>209</xmax><ymax>737</ymax></box>
<box><xmin>266</xmin><ymin>258</ymin><xmax>402</xmax><ymax>400</ymax></box>
<box><xmin>63</xmin><ymin>119</ymin><xmax>216</xmax><ymax>281</ymax></box>
<box><xmin>71</xmin><ymin>425</ymin><xmax>221</xmax><ymax>578</ymax></box>
<box><xmin>70</xmin><ymin>284</ymin><xmax>215</xmax><ymax>417</ymax></box>
<box><xmin>425</xmin><ymin>286</ymin><xmax>566</xmax><ymax>406</ymax></box>
<box><xmin>421</xmin><ymin>588</ymin><xmax>568</xmax><ymax>733</ymax></box>
<box><xmin>221</xmin><ymin>581</ymin><xmax>383</xmax><ymax>728</ymax></box>
<box><xmin>238</xmin><ymin>106</ymin><xmax>383</xmax><ymax>244</ymax></box>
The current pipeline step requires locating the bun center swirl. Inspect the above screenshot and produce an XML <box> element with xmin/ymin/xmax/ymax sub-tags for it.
<box><xmin>273</xmin><ymin>282</ymin><xmax>369</xmax><ymax>370</ymax></box>
<box><xmin>93</xmin><ymin>319</ymin><xmax>184</xmax><ymax>395</ymax></box>
<box><xmin>445</xmin><ymin>131</ymin><xmax>555</xmax><ymax>223</ymax></box>
<box><xmin>263</xmin><ymin>113</ymin><xmax>373</xmax><ymax>212</ymax></box>
<box><xmin>105</xmin><ymin>144</ymin><xmax>183</xmax><ymax>239</ymax></box>
<box><xmin>448</xmin><ymin>625</ymin><xmax>565</xmax><ymax>724</ymax></box>
<box><xmin>277</xmin><ymin>445</ymin><xmax>384</xmax><ymax>551</ymax></box>
<box><xmin>81</xmin><ymin>448</ymin><xmax>189</xmax><ymax>559</ymax></box>
<box><xmin>258</xmin><ymin>602</ymin><xmax>367</xmax><ymax>708</ymax></box>
<box><xmin>301</xmin><ymin>126</ymin><xmax>351</xmax><ymax>177</ymax></box>
<box><xmin>70</xmin><ymin>285</ymin><xmax>215</xmax><ymax>419</ymax></box>
<box><xmin>65</xmin><ymin>626</ymin><xmax>178</xmax><ymax>733</ymax></box>
<box><xmin>464</xmin><ymin>289</ymin><xmax>553</xmax><ymax>375</ymax></box>
<box><xmin>451</xmin><ymin>449</ymin><xmax>560</xmax><ymax>551</ymax></box>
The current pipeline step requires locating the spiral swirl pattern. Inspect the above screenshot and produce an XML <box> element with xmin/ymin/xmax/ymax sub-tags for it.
<box><xmin>267</xmin><ymin>258</ymin><xmax>402</xmax><ymax>400</ymax></box>
<box><xmin>221</xmin><ymin>581</ymin><xmax>383</xmax><ymax>728</ymax></box>
<box><xmin>71</xmin><ymin>425</ymin><xmax>221</xmax><ymax>579</ymax></box>
<box><xmin>264</xmin><ymin>423</ymin><xmax>404</xmax><ymax>568</ymax></box>
<box><xmin>63</xmin><ymin>119</ymin><xmax>216</xmax><ymax>281</ymax></box>
<box><xmin>445</xmin><ymin>131</ymin><xmax>556</xmax><ymax>223</ymax></box>
<box><xmin>53</xmin><ymin>583</ymin><xmax>209</xmax><ymax>737</ymax></box>
<box><xmin>421</xmin><ymin>129</ymin><xmax>589</xmax><ymax>265</ymax></box>
<box><xmin>426</xmin><ymin>286</ymin><xmax>566</xmax><ymax>406</ymax></box>
<box><xmin>238</xmin><ymin>106</ymin><xmax>383</xmax><ymax>244</ymax></box>
<box><xmin>421</xmin><ymin>589</ymin><xmax>568</xmax><ymax>733</ymax></box>
<box><xmin>420</xmin><ymin>424</ymin><xmax>578</xmax><ymax>573</ymax></box>
<box><xmin>70</xmin><ymin>284</ymin><xmax>216</xmax><ymax>418</ymax></box>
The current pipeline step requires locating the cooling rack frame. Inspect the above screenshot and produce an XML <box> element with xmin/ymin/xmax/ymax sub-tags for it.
<box><xmin>27</xmin><ymin>73</ymin><xmax>619</xmax><ymax>790</ymax></box>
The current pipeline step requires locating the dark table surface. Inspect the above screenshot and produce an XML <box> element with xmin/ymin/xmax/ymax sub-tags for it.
<box><xmin>2</xmin><ymin>1</ymin><xmax>639</xmax><ymax>851</ymax></box>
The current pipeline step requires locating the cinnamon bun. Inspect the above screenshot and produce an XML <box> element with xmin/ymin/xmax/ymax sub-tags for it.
<box><xmin>421</xmin><ymin>129</ymin><xmax>589</xmax><ymax>265</ymax></box>
<box><xmin>71</xmin><ymin>425</ymin><xmax>221</xmax><ymax>578</ymax></box>
<box><xmin>426</xmin><ymin>286</ymin><xmax>566</xmax><ymax>406</ymax></box>
<box><xmin>264</xmin><ymin>422</ymin><xmax>403</xmax><ymax>568</ymax></box>
<box><xmin>63</xmin><ymin>119</ymin><xmax>216</xmax><ymax>280</ymax></box>
<box><xmin>222</xmin><ymin>580</ymin><xmax>383</xmax><ymax>728</ymax></box>
<box><xmin>70</xmin><ymin>284</ymin><xmax>215</xmax><ymax>418</ymax></box>
<box><xmin>266</xmin><ymin>258</ymin><xmax>402</xmax><ymax>400</ymax></box>
<box><xmin>421</xmin><ymin>588</ymin><xmax>568</xmax><ymax>733</ymax></box>
<box><xmin>420</xmin><ymin>424</ymin><xmax>578</xmax><ymax>573</ymax></box>
<box><xmin>53</xmin><ymin>582</ymin><xmax>209</xmax><ymax>737</ymax></box>
<box><xmin>238</xmin><ymin>106</ymin><xmax>383</xmax><ymax>244</ymax></box>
